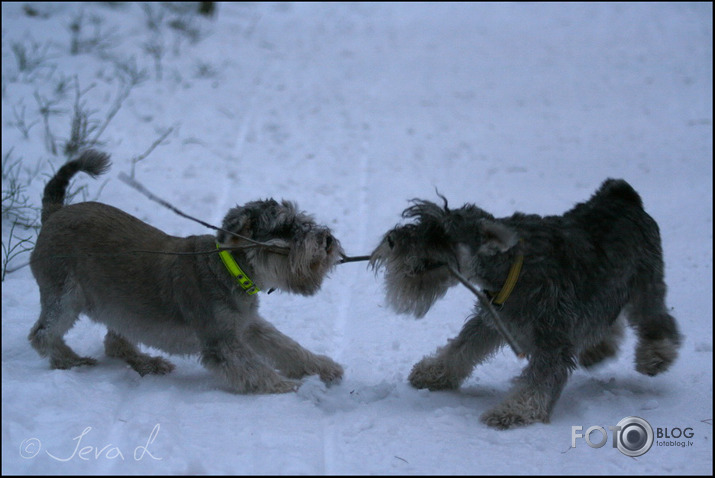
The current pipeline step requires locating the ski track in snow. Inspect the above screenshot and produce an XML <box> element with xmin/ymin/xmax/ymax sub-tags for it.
<box><xmin>1</xmin><ymin>2</ymin><xmax>712</xmax><ymax>475</ymax></box>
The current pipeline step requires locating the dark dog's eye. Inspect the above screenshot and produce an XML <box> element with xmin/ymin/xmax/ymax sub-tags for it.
<box><xmin>387</xmin><ymin>234</ymin><xmax>395</xmax><ymax>249</ymax></box>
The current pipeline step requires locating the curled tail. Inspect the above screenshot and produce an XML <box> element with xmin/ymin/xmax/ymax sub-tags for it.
<box><xmin>41</xmin><ymin>150</ymin><xmax>111</xmax><ymax>223</ymax></box>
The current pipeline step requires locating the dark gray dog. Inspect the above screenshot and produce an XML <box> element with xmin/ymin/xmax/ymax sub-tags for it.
<box><xmin>29</xmin><ymin>150</ymin><xmax>344</xmax><ymax>394</ymax></box>
<box><xmin>371</xmin><ymin>179</ymin><xmax>681</xmax><ymax>429</ymax></box>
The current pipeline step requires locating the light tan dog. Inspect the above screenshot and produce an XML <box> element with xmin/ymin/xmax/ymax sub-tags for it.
<box><xmin>29</xmin><ymin>150</ymin><xmax>344</xmax><ymax>393</ymax></box>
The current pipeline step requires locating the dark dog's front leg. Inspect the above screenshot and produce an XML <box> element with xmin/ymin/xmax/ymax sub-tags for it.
<box><xmin>481</xmin><ymin>344</ymin><xmax>576</xmax><ymax>429</ymax></box>
<box><xmin>409</xmin><ymin>312</ymin><xmax>504</xmax><ymax>390</ymax></box>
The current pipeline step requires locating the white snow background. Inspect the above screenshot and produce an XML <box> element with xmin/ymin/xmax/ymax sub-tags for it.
<box><xmin>1</xmin><ymin>2</ymin><xmax>712</xmax><ymax>475</ymax></box>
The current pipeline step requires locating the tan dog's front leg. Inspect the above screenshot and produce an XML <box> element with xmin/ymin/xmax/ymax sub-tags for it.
<box><xmin>245</xmin><ymin>317</ymin><xmax>343</xmax><ymax>385</ymax></box>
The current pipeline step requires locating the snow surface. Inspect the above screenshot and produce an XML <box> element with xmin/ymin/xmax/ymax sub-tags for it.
<box><xmin>1</xmin><ymin>2</ymin><xmax>712</xmax><ymax>475</ymax></box>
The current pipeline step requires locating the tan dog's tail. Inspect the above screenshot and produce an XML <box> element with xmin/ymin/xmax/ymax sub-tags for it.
<box><xmin>41</xmin><ymin>150</ymin><xmax>111</xmax><ymax>223</ymax></box>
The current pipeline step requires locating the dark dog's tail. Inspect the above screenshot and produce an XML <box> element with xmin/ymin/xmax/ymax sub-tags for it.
<box><xmin>41</xmin><ymin>150</ymin><xmax>111</xmax><ymax>224</ymax></box>
<box><xmin>597</xmin><ymin>178</ymin><xmax>643</xmax><ymax>209</ymax></box>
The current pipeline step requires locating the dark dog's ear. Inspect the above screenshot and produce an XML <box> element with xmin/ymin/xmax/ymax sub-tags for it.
<box><xmin>478</xmin><ymin>220</ymin><xmax>519</xmax><ymax>255</ymax></box>
<box><xmin>217</xmin><ymin>207</ymin><xmax>253</xmax><ymax>244</ymax></box>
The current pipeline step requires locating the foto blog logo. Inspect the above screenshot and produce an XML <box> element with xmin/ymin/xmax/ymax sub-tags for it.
<box><xmin>571</xmin><ymin>416</ymin><xmax>654</xmax><ymax>457</ymax></box>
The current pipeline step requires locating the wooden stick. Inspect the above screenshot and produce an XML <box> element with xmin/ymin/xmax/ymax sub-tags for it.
<box><xmin>339</xmin><ymin>254</ymin><xmax>371</xmax><ymax>264</ymax></box>
<box><xmin>447</xmin><ymin>264</ymin><xmax>525</xmax><ymax>358</ymax></box>
<box><xmin>118</xmin><ymin>172</ymin><xmax>289</xmax><ymax>255</ymax></box>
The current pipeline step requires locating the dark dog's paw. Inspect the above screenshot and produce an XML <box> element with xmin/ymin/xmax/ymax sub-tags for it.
<box><xmin>408</xmin><ymin>357</ymin><xmax>461</xmax><ymax>391</ymax></box>
<box><xmin>635</xmin><ymin>338</ymin><xmax>679</xmax><ymax>376</ymax></box>
<box><xmin>480</xmin><ymin>407</ymin><xmax>541</xmax><ymax>430</ymax></box>
<box><xmin>481</xmin><ymin>410</ymin><xmax>529</xmax><ymax>430</ymax></box>
<box><xmin>480</xmin><ymin>397</ymin><xmax>549</xmax><ymax>430</ymax></box>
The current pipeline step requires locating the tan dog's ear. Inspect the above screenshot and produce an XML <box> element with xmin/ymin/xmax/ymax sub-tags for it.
<box><xmin>217</xmin><ymin>207</ymin><xmax>253</xmax><ymax>244</ymax></box>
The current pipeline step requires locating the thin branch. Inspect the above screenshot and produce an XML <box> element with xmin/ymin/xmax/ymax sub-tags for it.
<box><xmin>11</xmin><ymin>103</ymin><xmax>39</xmax><ymax>138</ymax></box>
<box><xmin>129</xmin><ymin>126</ymin><xmax>175</xmax><ymax>178</ymax></box>
<box><xmin>63</xmin><ymin>77</ymin><xmax>100</xmax><ymax>157</ymax></box>
<box><xmin>447</xmin><ymin>264</ymin><xmax>525</xmax><ymax>358</ymax></box>
<box><xmin>34</xmin><ymin>91</ymin><xmax>63</xmax><ymax>155</ymax></box>
<box><xmin>118</xmin><ymin>172</ymin><xmax>290</xmax><ymax>254</ymax></box>
<box><xmin>1</xmin><ymin>221</ymin><xmax>35</xmax><ymax>281</ymax></box>
<box><xmin>90</xmin><ymin>80</ymin><xmax>130</xmax><ymax>144</ymax></box>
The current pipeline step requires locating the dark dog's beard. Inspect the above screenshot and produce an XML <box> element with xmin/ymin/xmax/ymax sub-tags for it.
<box><xmin>403</xmin><ymin>259</ymin><xmax>447</xmax><ymax>277</ymax></box>
<box><xmin>370</xmin><ymin>239</ymin><xmax>458</xmax><ymax>317</ymax></box>
<box><xmin>383</xmin><ymin>264</ymin><xmax>454</xmax><ymax>318</ymax></box>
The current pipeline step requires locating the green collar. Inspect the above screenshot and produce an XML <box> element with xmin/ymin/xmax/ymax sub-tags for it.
<box><xmin>216</xmin><ymin>244</ymin><xmax>260</xmax><ymax>295</ymax></box>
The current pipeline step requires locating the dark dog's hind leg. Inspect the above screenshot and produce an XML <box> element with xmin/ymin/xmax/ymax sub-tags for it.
<box><xmin>626</xmin><ymin>271</ymin><xmax>681</xmax><ymax>376</ymax></box>
<box><xmin>579</xmin><ymin>317</ymin><xmax>625</xmax><ymax>368</ymax></box>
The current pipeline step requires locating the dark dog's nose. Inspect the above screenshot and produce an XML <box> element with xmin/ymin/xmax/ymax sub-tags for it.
<box><xmin>387</xmin><ymin>234</ymin><xmax>395</xmax><ymax>249</ymax></box>
<box><xmin>325</xmin><ymin>234</ymin><xmax>334</xmax><ymax>252</ymax></box>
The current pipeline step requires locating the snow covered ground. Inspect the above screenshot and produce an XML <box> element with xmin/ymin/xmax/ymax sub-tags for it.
<box><xmin>2</xmin><ymin>2</ymin><xmax>712</xmax><ymax>474</ymax></box>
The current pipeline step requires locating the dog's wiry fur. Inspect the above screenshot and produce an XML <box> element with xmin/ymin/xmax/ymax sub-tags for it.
<box><xmin>29</xmin><ymin>150</ymin><xmax>344</xmax><ymax>394</ymax></box>
<box><xmin>371</xmin><ymin>180</ymin><xmax>681</xmax><ymax>429</ymax></box>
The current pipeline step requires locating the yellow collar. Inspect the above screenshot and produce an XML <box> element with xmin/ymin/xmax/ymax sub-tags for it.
<box><xmin>486</xmin><ymin>244</ymin><xmax>524</xmax><ymax>307</ymax></box>
<box><xmin>216</xmin><ymin>244</ymin><xmax>260</xmax><ymax>295</ymax></box>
